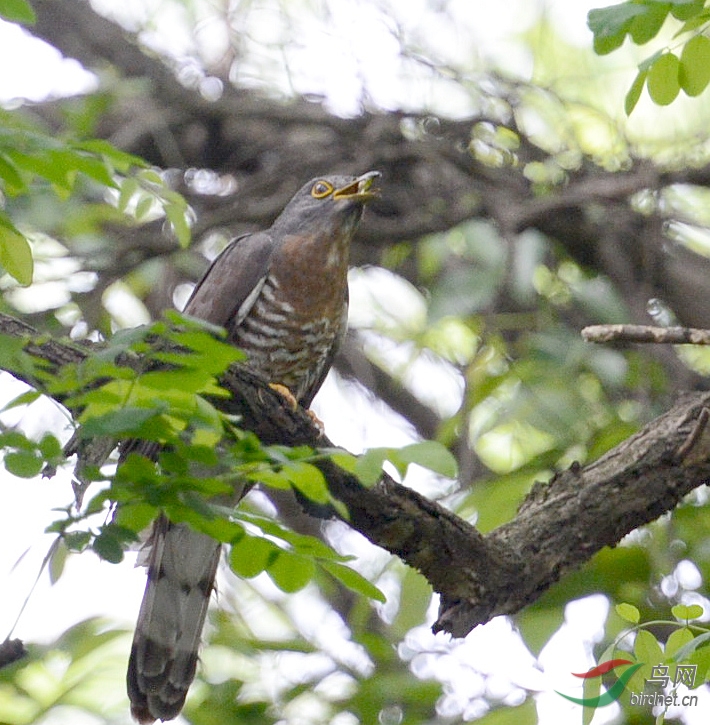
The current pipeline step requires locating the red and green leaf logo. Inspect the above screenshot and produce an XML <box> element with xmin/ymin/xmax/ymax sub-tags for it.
<box><xmin>556</xmin><ymin>659</ymin><xmax>644</xmax><ymax>706</ymax></box>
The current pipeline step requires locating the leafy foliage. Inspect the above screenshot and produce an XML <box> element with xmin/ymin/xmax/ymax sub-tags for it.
<box><xmin>589</xmin><ymin>0</ymin><xmax>710</xmax><ymax>112</ymax></box>
<box><xmin>0</xmin><ymin>108</ymin><xmax>192</xmax><ymax>287</ymax></box>
<box><xmin>567</xmin><ymin>603</ymin><xmax>710</xmax><ymax>723</ymax></box>
<box><xmin>1</xmin><ymin>312</ymin><xmax>388</xmax><ymax>604</ymax></box>
<box><xmin>0</xmin><ymin>619</ymin><xmax>128</xmax><ymax>724</ymax></box>
<box><xmin>332</xmin><ymin>440</ymin><xmax>457</xmax><ymax>487</ymax></box>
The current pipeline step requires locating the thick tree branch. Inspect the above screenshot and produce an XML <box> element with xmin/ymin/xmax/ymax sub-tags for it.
<box><xmin>1</xmin><ymin>312</ymin><xmax>709</xmax><ymax>637</ymax></box>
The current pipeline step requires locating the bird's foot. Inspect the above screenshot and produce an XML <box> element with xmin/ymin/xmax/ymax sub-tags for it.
<box><xmin>306</xmin><ymin>409</ymin><xmax>325</xmax><ymax>435</ymax></box>
<box><xmin>268</xmin><ymin>383</ymin><xmax>325</xmax><ymax>435</ymax></box>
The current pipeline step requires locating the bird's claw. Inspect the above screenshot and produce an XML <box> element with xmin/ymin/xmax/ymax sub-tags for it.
<box><xmin>269</xmin><ymin>383</ymin><xmax>325</xmax><ymax>435</ymax></box>
<box><xmin>306</xmin><ymin>409</ymin><xmax>325</xmax><ymax>435</ymax></box>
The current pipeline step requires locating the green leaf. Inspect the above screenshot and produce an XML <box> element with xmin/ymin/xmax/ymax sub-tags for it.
<box><xmin>353</xmin><ymin>441</ymin><xmax>458</xmax><ymax>486</ymax></box>
<box><xmin>117</xmin><ymin>177</ymin><xmax>138</xmax><ymax>212</ymax></box>
<box><xmin>137</xmin><ymin>168</ymin><xmax>165</xmax><ymax>186</ymax></box>
<box><xmin>320</xmin><ymin>559</ymin><xmax>386</xmax><ymax>602</ymax></box>
<box><xmin>391</xmin><ymin>568</ymin><xmax>433</xmax><ymax>638</ymax></box>
<box><xmin>50</xmin><ymin>149</ymin><xmax>116</xmax><ymax>188</ymax></box>
<box><xmin>594</xmin><ymin>28</ymin><xmax>627</xmax><ymax>55</ymax></box>
<box><xmin>666</xmin><ymin>627</ymin><xmax>694</xmax><ymax>658</ymax></box>
<box><xmin>688</xmin><ymin>643</ymin><xmax>710</xmax><ymax>685</ymax></box>
<box><xmin>135</xmin><ymin>195</ymin><xmax>155</xmax><ymax>220</ymax></box>
<box><xmin>675</xmin><ymin>9</ymin><xmax>710</xmax><ymax>35</ymax></box>
<box><xmin>168</xmin><ymin>499</ymin><xmax>243</xmax><ymax>542</ymax></box>
<box><xmin>79</xmin><ymin>405</ymin><xmax>163</xmax><ymax>437</ymax></box>
<box><xmin>672</xmin><ymin>603</ymin><xmax>704</xmax><ymax>621</ymax></box>
<box><xmin>112</xmin><ymin>503</ymin><xmax>158</xmax><ymax>535</ymax></box>
<box><xmin>92</xmin><ymin>529</ymin><xmax>125</xmax><ymax>563</ymax></box>
<box><xmin>38</xmin><ymin>432</ymin><xmax>62</xmax><ymax>460</ymax></box>
<box><xmin>247</xmin><ymin>465</ymin><xmax>292</xmax><ymax>490</ymax></box>
<box><xmin>680</xmin><ymin>34</ymin><xmax>710</xmax><ymax>96</ymax></box>
<box><xmin>4</xmin><ymin>449</ymin><xmax>43</xmax><ymax>478</ymax></box>
<box><xmin>625</xmin><ymin>69</ymin><xmax>648</xmax><ymax>115</ymax></box>
<box><xmin>282</xmin><ymin>460</ymin><xmax>331</xmax><ymax>503</ymax></box>
<box><xmin>0</xmin><ymin>0</ymin><xmax>36</xmax><ymax>24</ymax></box>
<box><xmin>63</xmin><ymin>531</ymin><xmax>92</xmax><ymax>552</ymax></box>
<box><xmin>396</xmin><ymin>441</ymin><xmax>458</xmax><ymax>478</ymax></box>
<box><xmin>267</xmin><ymin>549</ymin><xmax>315</xmax><ymax>593</ymax></box>
<box><xmin>629</xmin><ymin>4</ymin><xmax>670</xmax><ymax>45</ymax></box>
<box><xmin>139</xmin><ymin>368</ymin><xmax>215</xmax><ymax>393</ymax></box>
<box><xmin>671</xmin><ymin>0</ymin><xmax>704</xmax><ymax>21</ymax></box>
<box><xmin>73</xmin><ymin>140</ymin><xmax>147</xmax><ymax>172</ymax></box>
<box><xmin>0</xmin><ymin>429</ymin><xmax>35</xmax><ymax>450</ymax></box>
<box><xmin>0</xmin><ymin>335</ymin><xmax>37</xmax><ymax>384</ymax></box>
<box><xmin>634</xmin><ymin>628</ymin><xmax>665</xmax><ymax>665</ymax></box>
<box><xmin>0</xmin><ymin>214</ymin><xmax>33</xmax><ymax>285</ymax></box>
<box><xmin>670</xmin><ymin>631</ymin><xmax>710</xmax><ymax>663</ymax></box>
<box><xmin>328</xmin><ymin>449</ymin><xmax>358</xmax><ymax>474</ymax></box>
<box><xmin>583</xmin><ymin>673</ymin><xmax>602</xmax><ymax>725</ymax></box>
<box><xmin>6</xmin><ymin>149</ymin><xmax>74</xmax><ymax>191</ymax></box>
<box><xmin>615</xmin><ymin>602</ymin><xmax>641</xmax><ymax>623</ymax></box>
<box><xmin>588</xmin><ymin>4</ymin><xmax>649</xmax><ymax>54</ymax></box>
<box><xmin>229</xmin><ymin>533</ymin><xmax>278</xmax><ymax>578</ymax></box>
<box><xmin>238</xmin><ymin>512</ymin><xmax>344</xmax><ymax>560</ymax></box>
<box><xmin>639</xmin><ymin>48</ymin><xmax>665</xmax><ymax>72</ymax></box>
<box><xmin>165</xmin><ymin>201</ymin><xmax>192</xmax><ymax>248</ymax></box>
<box><xmin>647</xmin><ymin>52</ymin><xmax>681</xmax><ymax>105</ymax></box>
<box><xmin>1</xmin><ymin>388</ymin><xmax>41</xmax><ymax>412</ymax></box>
<box><xmin>588</xmin><ymin>4</ymin><xmax>648</xmax><ymax>38</ymax></box>
<box><xmin>515</xmin><ymin>605</ymin><xmax>564</xmax><ymax>655</ymax></box>
<box><xmin>0</xmin><ymin>153</ymin><xmax>26</xmax><ymax>195</ymax></box>
<box><xmin>48</xmin><ymin>538</ymin><xmax>69</xmax><ymax>584</ymax></box>
<box><xmin>353</xmin><ymin>448</ymin><xmax>388</xmax><ymax>486</ymax></box>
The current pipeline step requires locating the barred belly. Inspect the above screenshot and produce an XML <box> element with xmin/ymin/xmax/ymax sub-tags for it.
<box><xmin>229</xmin><ymin>274</ymin><xmax>342</xmax><ymax>402</ymax></box>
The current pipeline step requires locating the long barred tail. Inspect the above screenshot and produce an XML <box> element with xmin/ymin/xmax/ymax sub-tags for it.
<box><xmin>127</xmin><ymin>515</ymin><xmax>221</xmax><ymax>723</ymax></box>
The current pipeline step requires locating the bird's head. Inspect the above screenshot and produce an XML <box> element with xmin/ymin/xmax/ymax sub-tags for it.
<box><xmin>272</xmin><ymin>171</ymin><xmax>381</xmax><ymax>237</ymax></box>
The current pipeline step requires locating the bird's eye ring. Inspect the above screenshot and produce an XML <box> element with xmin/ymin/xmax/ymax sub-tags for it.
<box><xmin>311</xmin><ymin>180</ymin><xmax>333</xmax><ymax>199</ymax></box>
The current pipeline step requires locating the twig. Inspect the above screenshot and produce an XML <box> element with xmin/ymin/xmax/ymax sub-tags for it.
<box><xmin>582</xmin><ymin>324</ymin><xmax>710</xmax><ymax>345</ymax></box>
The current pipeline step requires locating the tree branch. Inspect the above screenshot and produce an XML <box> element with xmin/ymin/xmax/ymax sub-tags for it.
<box><xmin>2</xmin><ymin>312</ymin><xmax>710</xmax><ymax>637</ymax></box>
<box><xmin>583</xmin><ymin>324</ymin><xmax>710</xmax><ymax>345</ymax></box>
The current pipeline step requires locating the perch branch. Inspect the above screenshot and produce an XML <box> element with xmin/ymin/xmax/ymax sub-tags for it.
<box><xmin>1</xmin><ymin>312</ymin><xmax>710</xmax><ymax>637</ymax></box>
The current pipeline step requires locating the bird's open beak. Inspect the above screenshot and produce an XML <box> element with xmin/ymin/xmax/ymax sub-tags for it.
<box><xmin>333</xmin><ymin>171</ymin><xmax>381</xmax><ymax>202</ymax></box>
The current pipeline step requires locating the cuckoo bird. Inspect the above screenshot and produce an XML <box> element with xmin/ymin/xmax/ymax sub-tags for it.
<box><xmin>126</xmin><ymin>171</ymin><xmax>380</xmax><ymax>723</ymax></box>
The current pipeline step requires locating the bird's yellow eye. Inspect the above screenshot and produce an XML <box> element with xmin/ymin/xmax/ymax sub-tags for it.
<box><xmin>311</xmin><ymin>180</ymin><xmax>333</xmax><ymax>199</ymax></box>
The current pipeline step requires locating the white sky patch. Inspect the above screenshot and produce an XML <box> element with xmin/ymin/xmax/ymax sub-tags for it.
<box><xmin>0</xmin><ymin>377</ymin><xmax>145</xmax><ymax>648</ymax></box>
<box><xmin>0</xmin><ymin>21</ymin><xmax>96</xmax><ymax>102</ymax></box>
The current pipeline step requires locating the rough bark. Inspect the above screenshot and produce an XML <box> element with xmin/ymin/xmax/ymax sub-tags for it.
<box><xmin>2</xmin><ymin>311</ymin><xmax>709</xmax><ymax>637</ymax></box>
